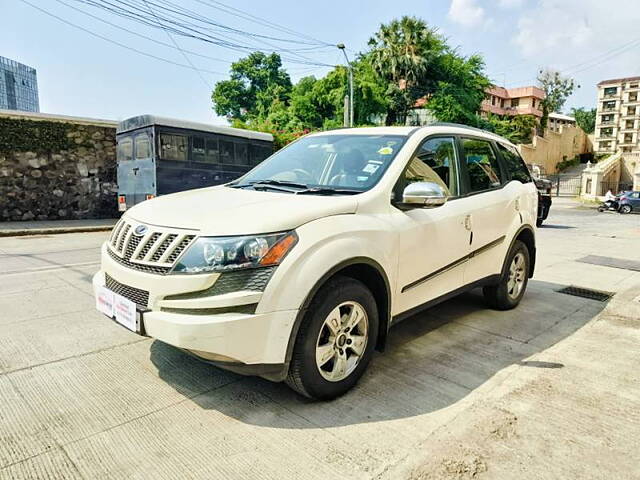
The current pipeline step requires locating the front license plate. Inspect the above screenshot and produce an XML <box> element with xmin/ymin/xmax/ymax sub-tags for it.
<box><xmin>96</xmin><ymin>286</ymin><xmax>142</xmax><ymax>333</ymax></box>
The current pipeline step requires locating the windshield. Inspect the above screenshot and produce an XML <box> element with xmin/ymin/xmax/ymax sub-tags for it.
<box><xmin>231</xmin><ymin>134</ymin><xmax>407</xmax><ymax>193</ymax></box>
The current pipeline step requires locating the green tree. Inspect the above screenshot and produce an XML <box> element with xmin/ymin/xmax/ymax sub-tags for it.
<box><xmin>482</xmin><ymin>114</ymin><xmax>537</xmax><ymax>144</ymax></box>
<box><xmin>427</xmin><ymin>53</ymin><xmax>490</xmax><ymax>125</ymax></box>
<box><xmin>571</xmin><ymin>107</ymin><xmax>596</xmax><ymax>134</ymax></box>
<box><xmin>537</xmin><ymin>69</ymin><xmax>577</xmax><ymax>132</ymax></box>
<box><xmin>368</xmin><ymin>16</ymin><xmax>446</xmax><ymax>124</ymax></box>
<box><xmin>212</xmin><ymin>52</ymin><xmax>292</xmax><ymax>122</ymax></box>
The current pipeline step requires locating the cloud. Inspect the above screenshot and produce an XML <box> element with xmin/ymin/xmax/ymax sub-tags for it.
<box><xmin>497</xmin><ymin>0</ymin><xmax>525</xmax><ymax>7</ymax></box>
<box><xmin>448</xmin><ymin>0</ymin><xmax>486</xmax><ymax>27</ymax></box>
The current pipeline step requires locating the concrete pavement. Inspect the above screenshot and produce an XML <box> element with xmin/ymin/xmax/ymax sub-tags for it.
<box><xmin>0</xmin><ymin>201</ymin><xmax>639</xmax><ymax>479</ymax></box>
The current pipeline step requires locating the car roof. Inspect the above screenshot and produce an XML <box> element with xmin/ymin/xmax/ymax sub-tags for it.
<box><xmin>309</xmin><ymin>123</ymin><xmax>516</xmax><ymax>147</ymax></box>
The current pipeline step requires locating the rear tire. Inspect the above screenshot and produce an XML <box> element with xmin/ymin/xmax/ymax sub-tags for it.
<box><xmin>483</xmin><ymin>240</ymin><xmax>530</xmax><ymax>310</ymax></box>
<box><xmin>286</xmin><ymin>276</ymin><xmax>378</xmax><ymax>400</ymax></box>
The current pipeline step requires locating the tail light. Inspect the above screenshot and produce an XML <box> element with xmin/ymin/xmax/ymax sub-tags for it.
<box><xmin>145</xmin><ymin>194</ymin><xmax>155</xmax><ymax>201</ymax></box>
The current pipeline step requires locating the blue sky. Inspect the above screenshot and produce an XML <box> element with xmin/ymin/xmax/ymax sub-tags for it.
<box><xmin>2</xmin><ymin>0</ymin><xmax>639</xmax><ymax>124</ymax></box>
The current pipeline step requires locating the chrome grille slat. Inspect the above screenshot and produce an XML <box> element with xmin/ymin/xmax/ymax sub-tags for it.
<box><xmin>106</xmin><ymin>220</ymin><xmax>197</xmax><ymax>275</ymax></box>
<box><xmin>151</xmin><ymin>234</ymin><xmax>178</xmax><ymax>262</ymax></box>
<box><xmin>136</xmin><ymin>232</ymin><xmax>161</xmax><ymax>260</ymax></box>
<box><xmin>117</xmin><ymin>224</ymin><xmax>131</xmax><ymax>252</ymax></box>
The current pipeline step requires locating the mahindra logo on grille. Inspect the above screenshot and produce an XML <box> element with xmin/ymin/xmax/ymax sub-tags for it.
<box><xmin>133</xmin><ymin>225</ymin><xmax>148</xmax><ymax>236</ymax></box>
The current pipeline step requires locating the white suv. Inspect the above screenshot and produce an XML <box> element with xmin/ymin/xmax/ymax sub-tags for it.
<box><xmin>94</xmin><ymin>124</ymin><xmax>538</xmax><ymax>400</ymax></box>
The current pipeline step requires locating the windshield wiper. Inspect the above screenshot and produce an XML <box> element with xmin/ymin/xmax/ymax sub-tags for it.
<box><xmin>250</xmin><ymin>179</ymin><xmax>309</xmax><ymax>189</ymax></box>
<box><xmin>296</xmin><ymin>187</ymin><xmax>362</xmax><ymax>196</ymax></box>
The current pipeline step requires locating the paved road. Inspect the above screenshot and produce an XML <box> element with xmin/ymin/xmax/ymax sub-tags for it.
<box><xmin>0</xmin><ymin>200</ymin><xmax>639</xmax><ymax>479</ymax></box>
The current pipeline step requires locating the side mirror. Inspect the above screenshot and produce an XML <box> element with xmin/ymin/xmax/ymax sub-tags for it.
<box><xmin>401</xmin><ymin>181</ymin><xmax>448</xmax><ymax>208</ymax></box>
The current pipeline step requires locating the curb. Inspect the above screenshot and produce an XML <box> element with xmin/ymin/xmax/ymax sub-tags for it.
<box><xmin>0</xmin><ymin>225</ymin><xmax>114</xmax><ymax>238</ymax></box>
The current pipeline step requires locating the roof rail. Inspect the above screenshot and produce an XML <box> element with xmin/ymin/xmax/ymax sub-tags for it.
<box><xmin>426</xmin><ymin>121</ymin><xmax>492</xmax><ymax>135</ymax></box>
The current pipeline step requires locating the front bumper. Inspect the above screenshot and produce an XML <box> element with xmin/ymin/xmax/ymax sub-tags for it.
<box><xmin>93</xmin><ymin>251</ymin><xmax>298</xmax><ymax>378</ymax></box>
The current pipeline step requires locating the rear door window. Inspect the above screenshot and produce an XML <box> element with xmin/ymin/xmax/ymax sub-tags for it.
<box><xmin>497</xmin><ymin>143</ymin><xmax>532</xmax><ymax>183</ymax></box>
<box><xmin>117</xmin><ymin>137</ymin><xmax>133</xmax><ymax>162</ymax></box>
<box><xmin>460</xmin><ymin>138</ymin><xmax>504</xmax><ymax>193</ymax></box>
<box><xmin>134</xmin><ymin>134</ymin><xmax>151</xmax><ymax>159</ymax></box>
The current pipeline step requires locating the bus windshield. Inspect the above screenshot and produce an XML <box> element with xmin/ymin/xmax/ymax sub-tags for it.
<box><xmin>232</xmin><ymin>134</ymin><xmax>407</xmax><ymax>193</ymax></box>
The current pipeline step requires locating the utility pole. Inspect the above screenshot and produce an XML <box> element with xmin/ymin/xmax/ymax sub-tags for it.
<box><xmin>337</xmin><ymin>43</ymin><xmax>354</xmax><ymax>127</ymax></box>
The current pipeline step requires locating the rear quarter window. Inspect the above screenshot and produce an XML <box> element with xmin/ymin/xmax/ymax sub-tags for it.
<box><xmin>497</xmin><ymin>143</ymin><xmax>532</xmax><ymax>183</ymax></box>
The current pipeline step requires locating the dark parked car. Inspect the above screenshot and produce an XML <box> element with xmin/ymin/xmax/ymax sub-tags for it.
<box><xmin>618</xmin><ymin>191</ymin><xmax>640</xmax><ymax>214</ymax></box>
<box><xmin>535</xmin><ymin>178</ymin><xmax>552</xmax><ymax>226</ymax></box>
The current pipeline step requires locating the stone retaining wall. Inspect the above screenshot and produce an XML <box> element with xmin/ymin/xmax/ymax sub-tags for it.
<box><xmin>0</xmin><ymin>111</ymin><xmax>119</xmax><ymax>221</ymax></box>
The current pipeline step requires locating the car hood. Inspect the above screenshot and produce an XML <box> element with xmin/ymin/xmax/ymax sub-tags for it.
<box><xmin>125</xmin><ymin>185</ymin><xmax>359</xmax><ymax>235</ymax></box>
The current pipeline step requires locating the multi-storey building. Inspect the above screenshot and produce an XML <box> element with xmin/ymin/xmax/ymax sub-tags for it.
<box><xmin>548</xmin><ymin>112</ymin><xmax>576</xmax><ymax>132</ymax></box>
<box><xmin>481</xmin><ymin>86</ymin><xmax>545</xmax><ymax>118</ymax></box>
<box><xmin>0</xmin><ymin>56</ymin><xmax>39</xmax><ymax>112</ymax></box>
<box><xmin>595</xmin><ymin>76</ymin><xmax>640</xmax><ymax>154</ymax></box>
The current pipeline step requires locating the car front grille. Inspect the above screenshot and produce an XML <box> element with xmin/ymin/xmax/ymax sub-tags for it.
<box><xmin>105</xmin><ymin>273</ymin><xmax>149</xmax><ymax>309</ymax></box>
<box><xmin>107</xmin><ymin>219</ymin><xmax>197</xmax><ymax>275</ymax></box>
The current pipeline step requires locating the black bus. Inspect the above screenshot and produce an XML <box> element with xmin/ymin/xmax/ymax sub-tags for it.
<box><xmin>116</xmin><ymin>115</ymin><xmax>274</xmax><ymax>211</ymax></box>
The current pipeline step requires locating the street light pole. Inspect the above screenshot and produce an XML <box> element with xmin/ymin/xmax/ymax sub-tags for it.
<box><xmin>337</xmin><ymin>43</ymin><xmax>354</xmax><ymax>127</ymax></box>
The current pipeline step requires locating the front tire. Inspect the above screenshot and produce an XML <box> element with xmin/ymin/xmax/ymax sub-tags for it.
<box><xmin>619</xmin><ymin>204</ymin><xmax>632</xmax><ymax>214</ymax></box>
<box><xmin>286</xmin><ymin>276</ymin><xmax>378</xmax><ymax>400</ymax></box>
<box><xmin>483</xmin><ymin>240</ymin><xmax>530</xmax><ymax>310</ymax></box>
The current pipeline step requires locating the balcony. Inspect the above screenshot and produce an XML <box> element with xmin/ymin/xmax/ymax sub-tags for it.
<box><xmin>601</xmin><ymin>107</ymin><xmax>617</xmax><ymax>113</ymax></box>
<box><xmin>598</xmin><ymin>120</ymin><xmax>615</xmax><ymax>126</ymax></box>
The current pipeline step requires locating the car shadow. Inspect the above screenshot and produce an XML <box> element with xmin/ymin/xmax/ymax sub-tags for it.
<box><xmin>149</xmin><ymin>279</ymin><xmax>606</xmax><ymax>428</ymax></box>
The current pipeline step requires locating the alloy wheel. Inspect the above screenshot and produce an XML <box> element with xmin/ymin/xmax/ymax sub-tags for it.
<box><xmin>315</xmin><ymin>301</ymin><xmax>368</xmax><ymax>382</ymax></box>
<box><xmin>507</xmin><ymin>252</ymin><xmax>526</xmax><ymax>300</ymax></box>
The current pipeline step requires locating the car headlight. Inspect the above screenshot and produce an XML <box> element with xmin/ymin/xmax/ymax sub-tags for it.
<box><xmin>171</xmin><ymin>231</ymin><xmax>298</xmax><ymax>274</ymax></box>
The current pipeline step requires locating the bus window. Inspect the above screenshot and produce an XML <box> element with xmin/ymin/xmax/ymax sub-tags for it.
<box><xmin>220</xmin><ymin>139</ymin><xmax>234</xmax><ymax>164</ymax></box>
<box><xmin>249</xmin><ymin>144</ymin><xmax>272</xmax><ymax>166</ymax></box>
<box><xmin>135</xmin><ymin>134</ymin><xmax>151</xmax><ymax>159</ymax></box>
<box><xmin>206</xmin><ymin>138</ymin><xmax>219</xmax><ymax>163</ymax></box>
<box><xmin>160</xmin><ymin>133</ymin><xmax>187</xmax><ymax>161</ymax></box>
<box><xmin>235</xmin><ymin>142</ymin><xmax>248</xmax><ymax>165</ymax></box>
<box><xmin>192</xmin><ymin>136</ymin><xmax>205</xmax><ymax>163</ymax></box>
<box><xmin>117</xmin><ymin>136</ymin><xmax>133</xmax><ymax>162</ymax></box>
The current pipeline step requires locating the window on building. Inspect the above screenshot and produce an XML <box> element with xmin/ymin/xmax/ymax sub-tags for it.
<box><xmin>491</xmin><ymin>96</ymin><xmax>496</xmax><ymax>106</ymax></box>
<box><xmin>630</xmin><ymin>83</ymin><xmax>639</xmax><ymax>89</ymax></box>
<box><xmin>628</xmin><ymin>106</ymin><xmax>637</xmax><ymax>115</ymax></box>
<box><xmin>626</xmin><ymin>120</ymin><xmax>635</xmax><ymax>129</ymax></box>
<box><xmin>601</xmin><ymin>127</ymin><xmax>613</xmax><ymax>137</ymax></box>
<box><xmin>134</xmin><ymin>134</ymin><xmax>151</xmax><ymax>159</ymax></box>
<box><xmin>603</xmin><ymin>101</ymin><xmax>616</xmax><ymax>110</ymax></box>
<box><xmin>629</xmin><ymin>93</ymin><xmax>638</xmax><ymax>102</ymax></box>
<box><xmin>511</xmin><ymin>98</ymin><xmax>520</xmax><ymax>107</ymax></box>
<box><xmin>192</xmin><ymin>136</ymin><xmax>206</xmax><ymax>163</ymax></box>
<box><xmin>497</xmin><ymin>143</ymin><xmax>532</xmax><ymax>184</ymax></box>
<box><xmin>604</xmin><ymin>87</ymin><xmax>618</xmax><ymax>96</ymax></box>
<box><xmin>460</xmin><ymin>138</ymin><xmax>503</xmax><ymax>192</ymax></box>
<box><xmin>160</xmin><ymin>134</ymin><xmax>187</xmax><ymax>161</ymax></box>
<box><xmin>532</xmin><ymin>98</ymin><xmax>536</xmax><ymax>108</ymax></box>
<box><xmin>624</xmin><ymin>134</ymin><xmax>634</xmax><ymax>143</ymax></box>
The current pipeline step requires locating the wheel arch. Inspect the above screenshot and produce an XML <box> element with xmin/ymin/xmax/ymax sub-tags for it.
<box><xmin>509</xmin><ymin>225</ymin><xmax>536</xmax><ymax>278</ymax></box>
<box><xmin>284</xmin><ymin>257</ymin><xmax>392</xmax><ymax>365</ymax></box>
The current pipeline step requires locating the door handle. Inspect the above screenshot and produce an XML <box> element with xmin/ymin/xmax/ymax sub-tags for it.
<box><xmin>464</xmin><ymin>214</ymin><xmax>472</xmax><ymax>231</ymax></box>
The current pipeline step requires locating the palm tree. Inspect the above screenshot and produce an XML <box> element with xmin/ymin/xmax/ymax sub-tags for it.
<box><xmin>368</xmin><ymin>17</ymin><xmax>445</xmax><ymax>124</ymax></box>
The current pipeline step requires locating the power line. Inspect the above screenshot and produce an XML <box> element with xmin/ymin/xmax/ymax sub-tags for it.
<box><xmin>20</xmin><ymin>0</ymin><xmax>227</xmax><ymax>75</ymax></box>
<box><xmin>71</xmin><ymin>0</ymin><xmax>335</xmax><ymax>66</ymax></box>
<box><xmin>141</xmin><ymin>0</ymin><xmax>212</xmax><ymax>89</ymax></box>
<box><xmin>194</xmin><ymin>0</ymin><xmax>334</xmax><ymax>47</ymax></box>
<box><xmin>54</xmin><ymin>0</ymin><xmax>235</xmax><ymax>64</ymax></box>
